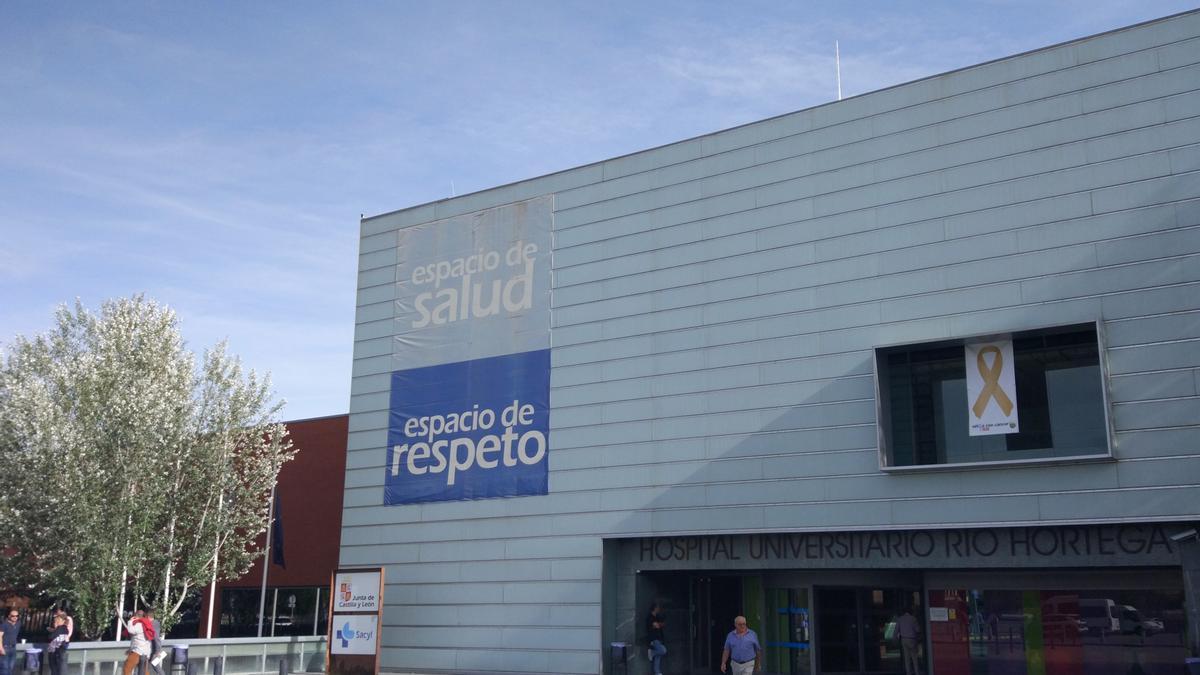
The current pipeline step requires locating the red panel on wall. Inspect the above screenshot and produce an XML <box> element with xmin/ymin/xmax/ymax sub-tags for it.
<box><xmin>929</xmin><ymin>589</ymin><xmax>970</xmax><ymax>675</ymax></box>
<box><xmin>1040</xmin><ymin>591</ymin><xmax>1082</xmax><ymax>675</ymax></box>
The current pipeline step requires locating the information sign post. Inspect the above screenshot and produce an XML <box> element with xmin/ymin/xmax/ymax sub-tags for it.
<box><xmin>327</xmin><ymin>567</ymin><xmax>384</xmax><ymax>675</ymax></box>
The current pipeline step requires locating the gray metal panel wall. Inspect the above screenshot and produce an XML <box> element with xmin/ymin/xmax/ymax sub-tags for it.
<box><xmin>345</xmin><ymin>11</ymin><xmax>1200</xmax><ymax>674</ymax></box>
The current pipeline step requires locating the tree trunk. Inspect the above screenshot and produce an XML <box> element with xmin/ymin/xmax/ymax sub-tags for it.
<box><xmin>115</xmin><ymin>564</ymin><xmax>128</xmax><ymax>640</ymax></box>
<box><xmin>161</xmin><ymin>512</ymin><xmax>177</xmax><ymax>611</ymax></box>
<box><xmin>205</xmin><ymin>492</ymin><xmax>223</xmax><ymax>639</ymax></box>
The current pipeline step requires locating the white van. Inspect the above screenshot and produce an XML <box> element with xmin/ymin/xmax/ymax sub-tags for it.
<box><xmin>1079</xmin><ymin>598</ymin><xmax>1120</xmax><ymax>634</ymax></box>
<box><xmin>1119</xmin><ymin>605</ymin><xmax>1164</xmax><ymax>635</ymax></box>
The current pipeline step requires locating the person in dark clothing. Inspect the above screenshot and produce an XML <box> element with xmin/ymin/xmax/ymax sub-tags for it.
<box><xmin>52</xmin><ymin>608</ymin><xmax>73</xmax><ymax>647</ymax></box>
<box><xmin>46</xmin><ymin>615</ymin><xmax>69</xmax><ymax>675</ymax></box>
<box><xmin>897</xmin><ymin>607</ymin><xmax>921</xmax><ymax>675</ymax></box>
<box><xmin>0</xmin><ymin>609</ymin><xmax>20</xmax><ymax>675</ymax></box>
<box><xmin>646</xmin><ymin>601</ymin><xmax>666</xmax><ymax>675</ymax></box>
<box><xmin>48</xmin><ymin>607</ymin><xmax>73</xmax><ymax>673</ymax></box>
<box><xmin>145</xmin><ymin>609</ymin><xmax>165</xmax><ymax>675</ymax></box>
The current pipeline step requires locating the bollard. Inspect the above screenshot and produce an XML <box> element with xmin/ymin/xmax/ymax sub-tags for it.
<box><xmin>186</xmin><ymin>663</ymin><xmax>197</xmax><ymax>675</ymax></box>
<box><xmin>278</xmin><ymin>659</ymin><xmax>287</xmax><ymax>675</ymax></box>
<box><xmin>211</xmin><ymin>659</ymin><xmax>222</xmax><ymax>675</ymax></box>
<box><xmin>609</xmin><ymin>642</ymin><xmax>627</xmax><ymax>675</ymax></box>
<box><xmin>24</xmin><ymin>648</ymin><xmax>42</xmax><ymax>673</ymax></box>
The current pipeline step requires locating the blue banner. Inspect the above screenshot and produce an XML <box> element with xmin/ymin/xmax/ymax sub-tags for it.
<box><xmin>384</xmin><ymin>349</ymin><xmax>550</xmax><ymax>505</ymax></box>
<box><xmin>384</xmin><ymin>196</ymin><xmax>553</xmax><ymax>506</ymax></box>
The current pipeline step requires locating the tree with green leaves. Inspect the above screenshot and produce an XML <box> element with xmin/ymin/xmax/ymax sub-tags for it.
<box><xmin>0</xmin><ymin>296</ymin><xmax>294</xmax><ymax>638</ymax></box>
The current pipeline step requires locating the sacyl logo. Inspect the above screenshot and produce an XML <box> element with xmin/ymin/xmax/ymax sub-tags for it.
<box><xmin>336</xmin><ymin>621</ymin><xmax>374</xmax><ymax>649</ymax></box>
<box><xmin>336</xmin><ymin>621</ymin><xmax>352</xmax><ymax>649</ymax></box>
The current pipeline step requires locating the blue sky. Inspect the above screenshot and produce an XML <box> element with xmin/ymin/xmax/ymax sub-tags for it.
<box><xmin>1</xmin><ymin>1</ymin><xmax>1194</xmax><ymax>420</ymax></box>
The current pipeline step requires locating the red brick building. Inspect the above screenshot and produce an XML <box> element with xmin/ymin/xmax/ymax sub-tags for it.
<box><xmin>196</xmin><ymin>414</ymin><xmax>347</xmax><ymax>638</ymax></box>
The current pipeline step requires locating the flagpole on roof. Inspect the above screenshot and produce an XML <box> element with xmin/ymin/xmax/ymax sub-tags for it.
<box><xmin>836</xmin><ymin>40</ymin><xmax>843</xmax><ymax>101</ymax></box>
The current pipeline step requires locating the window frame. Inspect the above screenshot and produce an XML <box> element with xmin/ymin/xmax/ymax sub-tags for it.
<box><xmin>873</xmin><ymin>320</ymin><xmax>1115</xmax><ymax>472</ymax></box>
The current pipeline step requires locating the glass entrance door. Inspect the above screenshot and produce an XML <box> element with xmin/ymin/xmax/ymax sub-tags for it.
<box><xmin>690</xmin><ymin>576</ymin><xmax>743</xmax><ymax>673</ymax></box>
<box><xmin>817</xmin><ymin>588</ymin><xmax>861</xmax><ymax>674</ymax></box>
<box><xmin>764</xmin><ymin>587</ymin><xmax>813</xmax><ymax>675</ymax></box>
<box><xmin>816</xmin><ymin>587</ymin><xmax>921</xmax><ymax>675</ymax></box>
<box><xmin>860</xmin><ymin>588</ymin><xmax>912</xmax><ymax>674</ymax></box>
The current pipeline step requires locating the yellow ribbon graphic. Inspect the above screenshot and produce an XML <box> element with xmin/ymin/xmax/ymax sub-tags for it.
<box><xmin>971</xmin><ymin>345</ymin><xmax>1014</xmax><ymax>418</ymax></box>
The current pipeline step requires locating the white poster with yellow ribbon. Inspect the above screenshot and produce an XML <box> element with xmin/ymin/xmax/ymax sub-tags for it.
<box><xmin>965</xmin><ymin>338</ymin><xmax>1019</xmax><ymax>436</ymax></box>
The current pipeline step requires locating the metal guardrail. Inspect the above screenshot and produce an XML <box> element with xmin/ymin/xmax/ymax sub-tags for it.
<box><xmin>13</xmin><ymin>636</ymin><xmax>327</xmax><ymax>675</ymax></box>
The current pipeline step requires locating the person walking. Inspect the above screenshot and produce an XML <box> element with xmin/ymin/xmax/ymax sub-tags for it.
<box><xmin>645</xmin><ymin>602</ymin><xmax>666</xmax><ymax>675</ymax></box>
<box><xmin>0</xmin><ymin>609</ymin><xmax>20</xmax><ymax>675</ymax></box>
<box><xmin>118</xmin><ymin>608</ymin><xmax>152</xmax><ymax>675</ymax></box>
<box><xmin>897</xmin><ymin>607</ymin><xmax>922</xmax><ymax>675</ymax></box>
<box><xmin>145</xmin><ymin>609</ymin><xmax>165</xmax><ymax>675</ymax></box>
<box><xmin>719</xmin><ymin>616</ymin><xmax>762</xmax><ymax>675</ymax></box>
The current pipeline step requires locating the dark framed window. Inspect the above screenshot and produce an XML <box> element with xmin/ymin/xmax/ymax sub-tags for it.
<box><xmin>875</xmin><ymin>322</ymin><xmax>1112</xmax><ymax>469</ymax></box>
<box><xmin>220</xmin><ymin>586</ymin><xmax>328</xmax><ymax>637</ymax></box>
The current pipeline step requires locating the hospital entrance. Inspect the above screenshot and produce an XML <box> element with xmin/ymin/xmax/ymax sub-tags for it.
<box><xmin>639</xmin><ymin>570</ymin><xmax>923</xmax><ymax>675</ymax></box>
